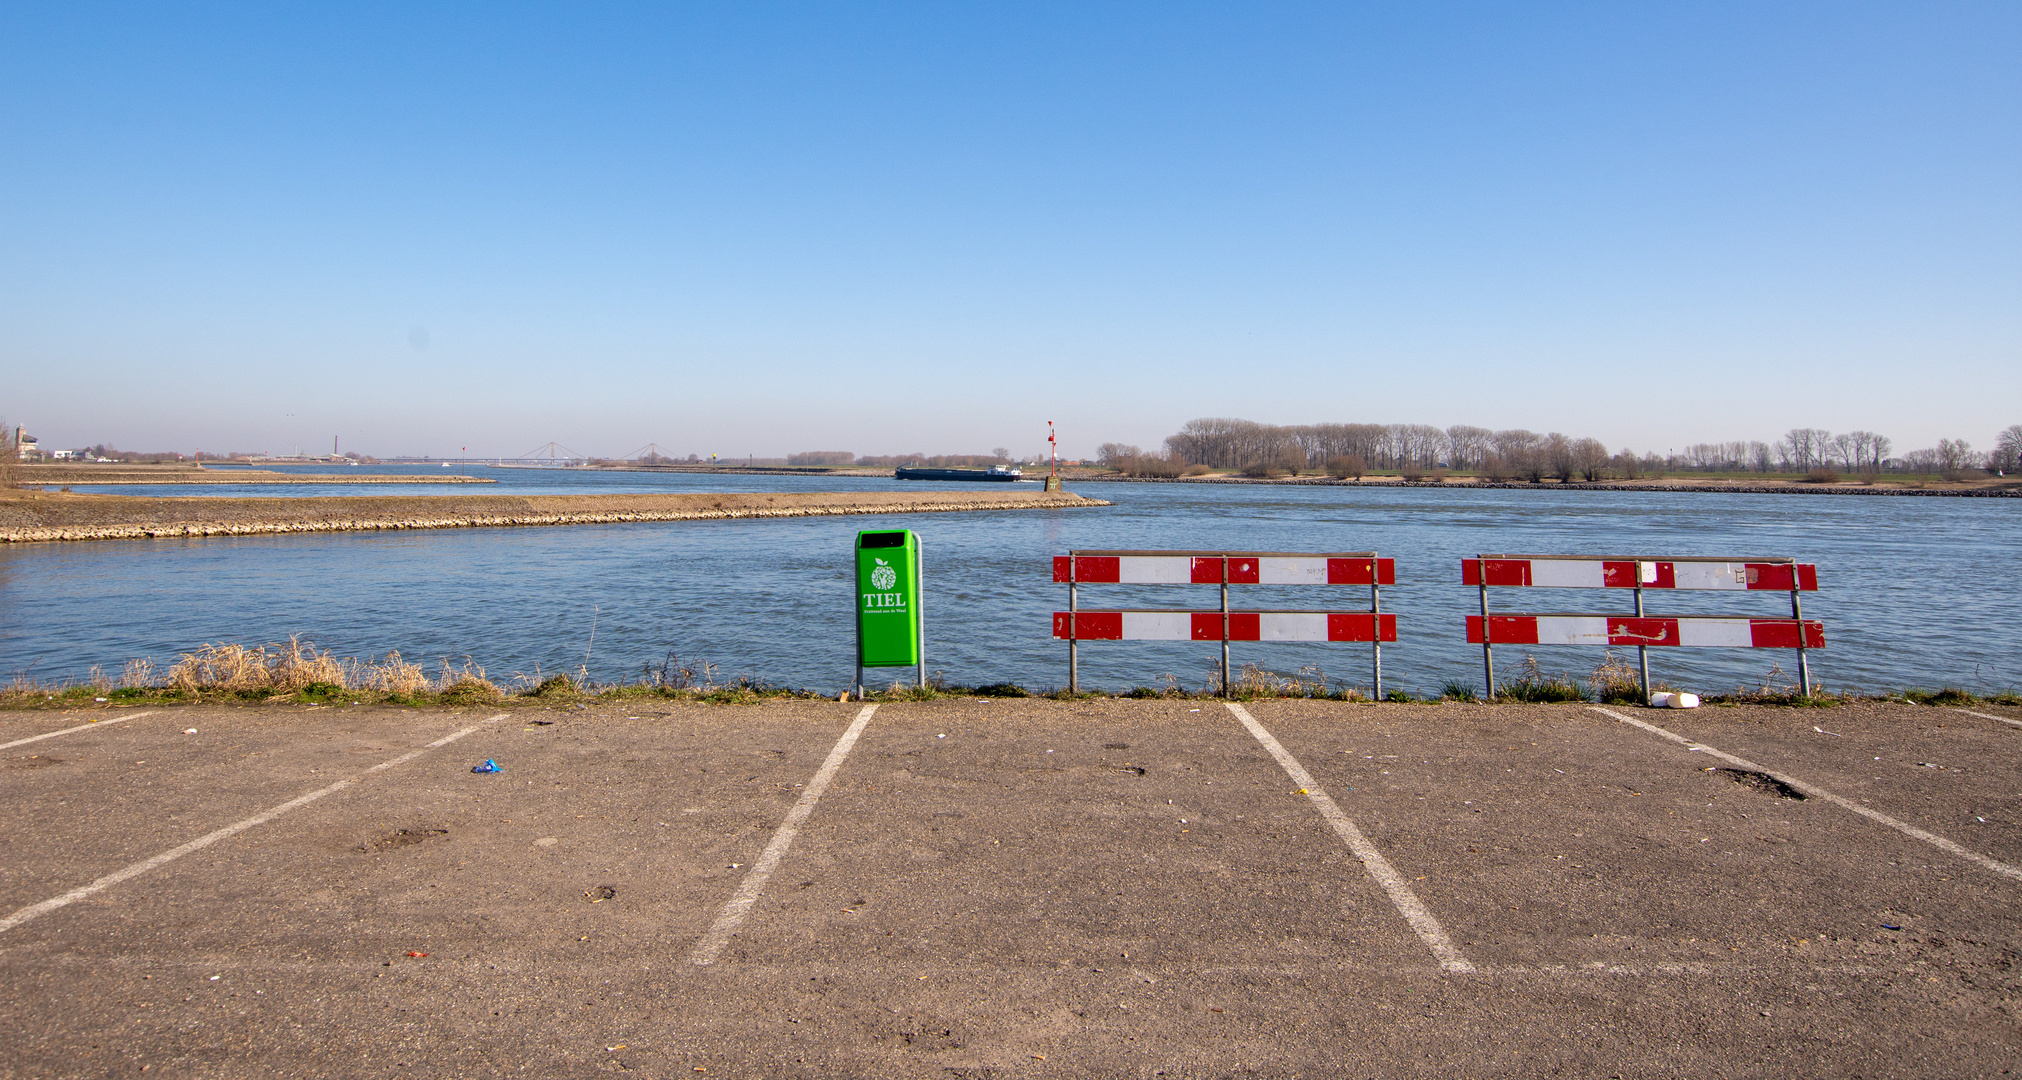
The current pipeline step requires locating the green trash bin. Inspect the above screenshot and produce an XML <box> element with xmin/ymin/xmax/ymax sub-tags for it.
<box><xmin>855</xmin><ymin>529</ymin><xmax>924</xmax><ymax>693</ymax></box>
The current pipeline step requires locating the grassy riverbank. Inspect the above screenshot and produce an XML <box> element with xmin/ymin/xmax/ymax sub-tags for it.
<box><xmin>6</xmin><ymin>638</ymin><xmax>2011</xmax><ymax>711</ymax></box>
<box><xmin>0</xmin><ymin>487</ymin><xmax>1107</xmax><ymax>542</ymax></box>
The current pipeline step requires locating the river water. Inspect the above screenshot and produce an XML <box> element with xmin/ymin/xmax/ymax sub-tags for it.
<box><xmin>2</xmin><ymin>466</ymin><xmax>2014</xmax><ymax>697</ymax></box>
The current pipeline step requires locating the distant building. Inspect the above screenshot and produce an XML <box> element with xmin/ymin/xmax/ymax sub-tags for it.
<box><xmin>13</xmin><ymin>427</ymin><xmax>39</xmax><ymax>461</ymax></box>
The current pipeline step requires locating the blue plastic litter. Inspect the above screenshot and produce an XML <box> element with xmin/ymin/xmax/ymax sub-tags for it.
<box><xmin>471</xmin><ymin>759</ymin><xmax>501</xmax><ymax>774</ymax></box>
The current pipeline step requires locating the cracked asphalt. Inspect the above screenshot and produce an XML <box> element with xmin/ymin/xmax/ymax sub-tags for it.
<box><xmin>2</xmin><ymin>698</ymin><xmax>2017</xmax><ymax>1078</ymax></box>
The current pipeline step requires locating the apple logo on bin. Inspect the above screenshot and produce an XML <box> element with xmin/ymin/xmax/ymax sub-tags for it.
<box><xmin>871</xmin><ymin>559</ymin><xmax>897</xmax><ymax>590</ymax></box>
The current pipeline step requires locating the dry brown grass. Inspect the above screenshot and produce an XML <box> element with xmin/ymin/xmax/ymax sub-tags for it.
<box><xmin>1588</xmin><ymin>651</ymin><xmax>1648</xmax><ymax>704</ymax></box>
<box><xmin>1223</xmin><ymin>663</ymin><xmax>1364</xmax><ymax>700</ymax></box>
<box><xmin>158</xmin><ymin>638</ymin><xmax>465</xmax><ymax>698</ymax></box>
<box><xmin>169</xmin><ymin>637</ymin><xmax>349</xmax><ymax>692</ymax></box>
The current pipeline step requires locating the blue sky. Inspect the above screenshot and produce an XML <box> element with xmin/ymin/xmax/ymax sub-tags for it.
<box><xmin>3</xmin><ymin>3</ymin><xmax>2015</xmax><ymax>460</ymax></box>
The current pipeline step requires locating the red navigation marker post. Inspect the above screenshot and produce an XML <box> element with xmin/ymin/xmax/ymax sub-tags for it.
<box><xmin>1045</xmin><ymin>421</ymin><xmax>1061</xmax><ymax>492</ymax></box>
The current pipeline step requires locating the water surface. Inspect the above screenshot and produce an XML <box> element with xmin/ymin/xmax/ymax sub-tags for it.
<box><xmin>3</xmin><ymin>467</ymin><xmax>2013</xmax><ymax>697</ymax></box>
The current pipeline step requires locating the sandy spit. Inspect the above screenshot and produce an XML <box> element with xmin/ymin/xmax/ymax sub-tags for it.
<box><xmin>0</xmin><ymin>489</ymin><xmax>1109</xmax><ymax>543</ymax></box>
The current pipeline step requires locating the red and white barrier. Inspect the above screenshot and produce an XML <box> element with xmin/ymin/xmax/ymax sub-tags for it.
<box><xmin>1058</xmin><ymin>550</ymin><xmax>1396</xmax><ymax>695</ymax></box>
<box><xmin>1055</xmin><ymin>555</ymin><xmax>1395</xmax><ymax>586</ymax></box>
<box><xmin>1465</xmin><ymin>551</ymin><xmax>1824</xmax><ymax>700</ymax></box>
<box><xmin>1462</xmin><ymin>557</ymin><xmax>1816</xmax><ymax>592</ymax></box>
<box><xmin>1055</xmin><ymin>611</ymin><xmax>1397</xmax><ymax>643</ymax></box>
<box><xmin>1465</xmin><ymin>615</ymin><xmax>1822</xmax><ymax>649</ymax></box>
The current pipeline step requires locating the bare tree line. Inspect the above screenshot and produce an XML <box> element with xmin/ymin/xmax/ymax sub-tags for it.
<box><xmin>1120</xmin><ymin>418</ymin><xmax>2022</xmax><ymax>481</ymax></box>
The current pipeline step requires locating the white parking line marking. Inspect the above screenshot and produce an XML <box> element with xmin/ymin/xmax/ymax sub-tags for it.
<box><xmin>1225</xmin><ymin>702</ymin><xmax>1477</xmax><ymax>975</ymax></box>
<box><xmin>0</xmin><ymin>714</ymin><xmax>506</xmax><ymax>936</ymax></box>
<box><xmin>1592</xmin><ymin>706</ymin><xmax>2022</xmax><ymax>883</ymax></box>
<box><xmin>1</xmin><ymin>711</ymin><xmax>157</xmax><ymax>751</ymax></box>
<box><xmin>691</xmin><ymin>703</ymin><xmax>879</xmax><ymax>966</ymax></box>
<box><xmin>1951</xmin><ymin>707</ymin><xmax>2022</xmax><ymax>729</ymax></box>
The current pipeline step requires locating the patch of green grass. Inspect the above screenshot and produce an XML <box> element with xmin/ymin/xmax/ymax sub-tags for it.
<box><xmin>1438</xmin><ymin>680</ymin><xmax>1479</xmax><ymax>703</ymax></box>
<box><xmin>1497</xmin><ymin>680</ymin><xmax>1586</xmax><ymax>703</ymax></box>
<box><xmin>520</xmin><ymin>674</ymin><xmax>579</xmax><ymax>699</ymax></box>
<box><xmin>296</xmin><ymin>682</ymin><xmax>345</xmax><ymax>703</ymax></box>
<box><xmin>1704</xmin><ymin>691</ymin><xmax>1844</xmax><ymax>708</ymax></box>
<box><xmin>971</xmin><ymin>683</ymin><xmax>1032</xmax><ymax>698</ymax></box>
<box><xmin>1384</xmin><ymin>689</ymin><xmax>1417</xmax><ymax>703</ymax></box>
<box><xmin>437</xmin><ymin>679</ymin><xmax>504</xmax><ymax>706</ymax></box>
<box><xmin>1901</xmin><ymin>687</ymin><xmax>1975</xmax><ymax>706</ymax></box>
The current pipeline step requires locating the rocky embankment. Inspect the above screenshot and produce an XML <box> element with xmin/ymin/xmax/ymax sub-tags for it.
<box><xmin>0</xmin><ymin>489</ymin><xmax>1109</xmax><ymax>543</ymax></box>
<box><xmin>19</xmin><ymin>465</ymin><xmax>492</xmax><ymax>485</ymax></box>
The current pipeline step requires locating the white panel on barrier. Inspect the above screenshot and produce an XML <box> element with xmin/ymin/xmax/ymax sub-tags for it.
<box><xmin>1534</xmin><ymin>616</ymin><xmax>1611</xmax><ymax>645</ymax></box>
<box><xmin>1258</xmin><ymin>613</ymin><xmax>1329</xmax><ymax>641</ymax></box>
<box><xmin>1677</xmin><ymin>617</ymin><xmax>1754</xmax><ymax>647</ymax></box>
<box><xmin>1120</xmin><ymin>611</ymin><xmax>1192</xmax><ymax>640</ymax></box>
<box><xmin>1258</xmin><ymin>558</ymin><xmax>1328</xmax><ymax>585</ymax></box>
<box><xmin>1529</xmin><ymin>560</ymin><xmax>1605</xmax><ymax>589</ymax></box>
<box><xmin>1671</xmin><ymin>562</ymin><xmax>1750</xmax><ymax>591</ymax></box>
<box><xmin>1118</xmin><ymin>557</ymin><xmax>1196</xmax><ymax>584</ymax></box>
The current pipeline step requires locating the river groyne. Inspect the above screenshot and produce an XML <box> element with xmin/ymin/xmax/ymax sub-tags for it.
<box><xmin>0</xmin><ymin>489</ymin><xmax>1109</xmax><ymax>543</ymax></box>
<box><xmin>19</xmin><ymin>464</ymin><xmax>493</xmax><ymax>485</ymax></box>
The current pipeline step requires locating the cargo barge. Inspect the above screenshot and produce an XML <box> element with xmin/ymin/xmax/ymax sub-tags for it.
<box><xmin>893</xmin><ymin>465</ymin><xmax>1026</xmax><ymax>482</ymax></box>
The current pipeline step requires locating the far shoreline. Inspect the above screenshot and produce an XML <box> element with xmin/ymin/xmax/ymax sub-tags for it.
<box><xmin>515</xmin><ymin>462</ymin><xmax>2021</xmax><ymax>498</ymax></box>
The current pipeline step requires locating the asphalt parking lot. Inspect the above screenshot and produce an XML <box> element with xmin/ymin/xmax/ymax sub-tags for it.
<box><xmin>3</xmin><ymin>698</ymin><xmax>2017</xmax><ymax>1079</ymax></box>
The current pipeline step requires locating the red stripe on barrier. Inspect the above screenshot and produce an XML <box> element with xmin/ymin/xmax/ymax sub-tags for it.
<box><xmin>1190</xmin><ymin>613</ymin><xmax>1222</xmax><ymax>640</ymax></box>
<box><xmin>1052</xmin><ymin>556</ymin><xmax>1072</xmax><ymax>583</ymax></box>
<box><xmin>1466</xmin><ymin>614</ymin><xmax>1540</xmax><ymax>644</ymax></box>
<box><xmin>1750</xmin><ymin>620</ymin><xmax>1826</xmax><ymax>648</ymax></box>
<box><xmin>1073</xmin><ymin>556</ymin><xmax>1120</xmax><ymax>583</ymax></box>
<box><xmin>1746</xmin><ymin>563</ymin><xmax>1821</xmax><ymax>592</ymax></box>
<box><xmin>1327</xmin><ymin>613</ymin><xmax>1398</xmax><ymax>642</ymax></box>
<box><xmin>1225</xmin><ymin>558</ymin><xmax>1259</xmax><ymax>584</ymax></box>
<box><xmin>1325</xmin><ymin>558</ymin><xmax>1396</xmax><ymax>585</ymax></box>
<box><xmin>1192</xmin><ymin>557</ymin><xmax>1225</xmax><ymax>583</ymax></box>
<box><xmin>1463</xmin><ymin>558</ymin><xmax>1533</xmax><ymax>587</ymax></box>
<box><xmin>1051</xmin><ymin>611</ymin><xmax>1124</xmax><ymax>639</ymax></box>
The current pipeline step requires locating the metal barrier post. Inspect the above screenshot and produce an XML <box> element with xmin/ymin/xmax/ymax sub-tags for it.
<box><xmin>1634</xmin><ymin>567</ymin><xmax>1651</xmax><ymax>703</ymax></box>
<box><xmin>1219</xmin><ymin>561</ymin><xmax>1231</xmax><ymax>698</ymax></box>
<box><xmin>1477</xmin><ymin>563</ymin><xmax>1495</xmax><ymax>699</ymax></box>
<box><xmin>1068</xmin><ymin>565</ymin><xmax>1079</xmax><ymax>695</ymax></box>
<box><xmin>1791</xmin><ymin>576</ymin><xmax>1812</xmax><ymax>697</ymax></box>
<box><xmin>1371</xmin><ymin>578</ymin><xmax>1384</xmax><ymax>699</ymax></box>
